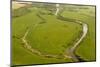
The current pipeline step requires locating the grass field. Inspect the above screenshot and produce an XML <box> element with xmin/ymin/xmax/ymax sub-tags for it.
<box><xmin>12</xmin><ymin>2</ymin><xmax>96</xmax><ymax>66</ymax></box>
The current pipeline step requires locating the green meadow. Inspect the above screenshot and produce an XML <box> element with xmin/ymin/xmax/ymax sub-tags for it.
<box><xmin>12</xmin><ymin>2</ymin><xmax>96</xmax><ymax>66</ymax></box>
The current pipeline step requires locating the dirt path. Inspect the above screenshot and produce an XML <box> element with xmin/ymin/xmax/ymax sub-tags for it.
<box><xmin>65</xmin><ymin>21</ymin><xmax>88</xmax><ymax>61</ymax></box>
<box><xmin>21</xmin><ymin>27</ymin><xmax>42</xmax><ymax>56</ymax></box>
<box><xmin>70</xmin><ymin>22</ymin><xmax>88</xmax><ymax>52</ymax></box>
<box><xmin>21</xmin><ymin>23</ymin><xmax>46</xmax><ymax>56</ymax></box>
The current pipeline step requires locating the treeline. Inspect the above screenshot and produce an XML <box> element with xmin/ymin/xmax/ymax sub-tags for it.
<box><xmin>12</xmin><ymin>7</ymin><xmax>31</xmax><ymax>18</ymax></box>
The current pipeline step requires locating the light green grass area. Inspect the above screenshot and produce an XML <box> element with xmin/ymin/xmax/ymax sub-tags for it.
<box><xmin>12</xmin><ymin>3</ymin><xmax>96</xmax><ymax>66</ymax></box>
<box><xmin>26</xmin><ymin>14</ymin><xmax>81</xmax><ymax>55</ymax></box>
